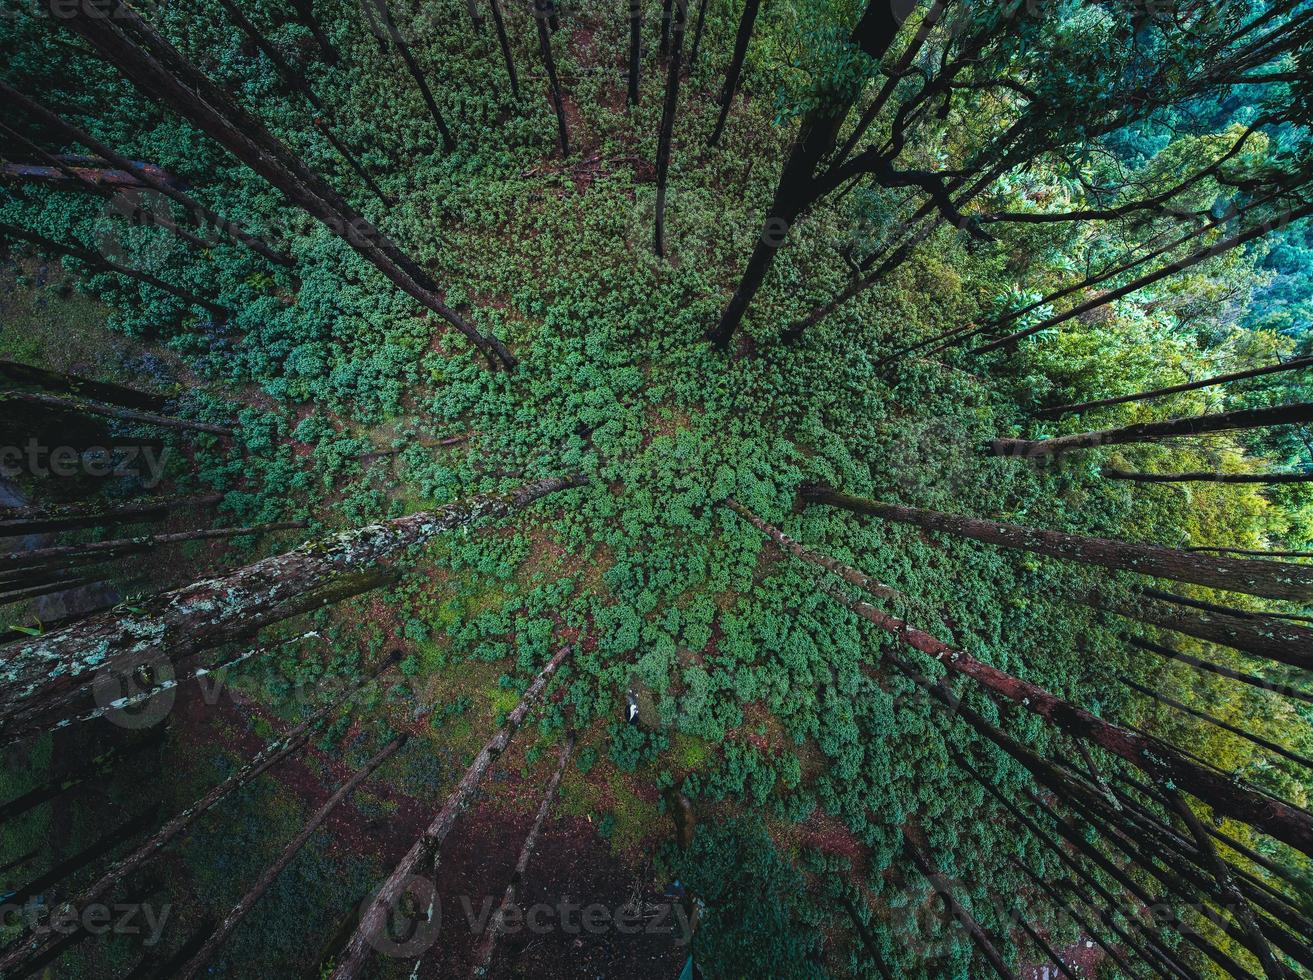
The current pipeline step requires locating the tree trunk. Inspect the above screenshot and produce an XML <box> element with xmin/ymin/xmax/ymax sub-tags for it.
<box><xmin>465</xmin><ymin>0</ymin><xmax>485</xmax><ymax>30</ymax></box>
<box><xmin>471</xmin><ymin>732</ymin><xmax>575</xmax><ymax>976</ymax></box>
<box><xmin>0</xmin><ymin>476</ymin><xmax>584</xmax><ymax>742</ymax></box>
<box><xmin>0</xmin><ymin>222</ymin><xmax>231</xmax><ymax>318</ymax></box>
<box><xmin>627</xmin><ymin>0</ymin><xmax>643</xmax><ymax>107</ymax></box>
<box><xmin>801</xmin><ymin>484</ymin><xmax>1313</xmax><ymax>602</ymax></box>
<box><xmin>288</xmin><ymin>0</ymin><xmax>339</xmax><ymax>63</ymax></box>
<box><xmin>0</xmin><ymin>727</ymin><xmax>165</xmax><ymax>822</ymax></box>
<box><xmin>707</xmin><ymin>0</ymin><xmax>903</xmax><ymax>349</ymax></box>
<box><xmin>176</xmin><ymin>734</ymin><xmax>409</xmax><ymax>980</ymax></box>
<box><xmin>903</xmin><ymin>838</ymin><xmax>1016</xmax><ymax>979</ymax></box>
<box><xmin>63</xmin><ymin>0</ymin><xmax>515</xmax><ymax>368</ymax></box>
<box><xmin>654</xmin><ymin>0</ymin><xmax>687</xmax><ymax>257</ymax></box>
<box><xmin>660</xmin><ymin>0</ymin><xmax>673</xmax><ymax>56</ymax></box>
<box><xmin>0</xmin><ymin>521</ymin><xmax>306</xmax><ymax>573</ymax></box>
<box><xmin>726</xmin><ymin>501</ymin><xmax>1313</xmax><ymax>857</ymax></box>
<box><xmin>687</xmin><ymin>0</ymin><xmax>709</xmax><ymax>70</ymax></box>
<box><xmin>1103</xmin><ymin>468</ymin><xmax>1313</xmax><ymax>484</ymax></box>
<box><xmin>1186</xmin><ymin>547</ymin><xmax>1313</xmax><ymax>558</ymax></box>
<box><xmin>489</xmin><ymin>0</ymin><xmax>519</xmax><ymax>98</ymax></box>
<box><xmin>327</xmin><ymin>645</ymin><xmax>573</xmax><ymax>980</ymax></box>
<box><xmin>2</xmin><ymin>390</ymin><xmax>235</xmax><ymax>436</ymax></box>
<box><xmin>0</xmin><ymin>493</ymin><xmax>222</xmax><ymax>537</ymax></box>
<box><xmin>1037</xmin><ymin>356</ymin><xmax>1313</xmax><ymax>420</ymax></box>
<box><xmin>1127</xmin><ymin>635</ymin><xmax>1313</xmax><ymax>707</ymax></box>
<box><xmin>987</xmin><ymin>402</ymin><xmax>1313</xmax><ymax>459</ymax></box>
<box><xmin>369</xmin><ymin>0</ymin><xmax>455</xmax><ymax>150</ymax></box>
<box><xmin>841</xmin><ymin>895</ymin><xmax>897</xmax><ymax>980</ymax></box>
<box><xmin>974</xmin><ymin>199</ymin><xmax>1313</xmax><ymax>355</ymax></box>
<box><xmin>707</xmin><ymin>0</ymin><xmax>761</xmax><ymax>146</ymax></box>
<box><xmin>0</xmin><ymin>656</ymin><xmax>395</xmax><ymax>976</ymax></box>
<box><xmin>0</xmin><ymin>358</ymin><xmax>167</xmax><ymax>411</ymax></box>
<box><xmin>535</xmin><ymin>0</ymin><xmax>570</xmax><ymax>156</ymax></box>
<box><xmin>0</xmin><ymin>83</ymin><xmax>293</xmax><ymax>267</ymax></box>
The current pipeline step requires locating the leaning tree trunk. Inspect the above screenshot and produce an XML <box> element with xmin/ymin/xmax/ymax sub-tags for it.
<box><xmin>489</xmin><ymin>0</ymin><xmax>519</xmax><ymax>98</ymax></box>
<box><xmin>707</xmin><ymin>0</ymin><xmax>760</xmax><ymax>146</ymax></box>
<box><xmin>176</xmin><ymin>734</ymin><xmax>409</xmax><ymax>980</ymax></box>
<box><xmin>327</xmin><ymin>645</ymin><xmax>573</xmax><ymax>980</ymax></box>
<box><xmin>0</xmin><ymin>83</ymin><xmax>292</xmax><ymax>267</ymax></box>
<box><xmin>369</xmin><ymin>0</ymin><xmax>456</xmax><ymax>150</ymax></box>
<box><xmin>0</xmin><ymin>658</ymin><xmax>396</xmax><ymax>976</ymax></box>
<box><xmin>707</xmin><ymin>0</ymin><xmax>904</xmax><ymax>349</ymax></box>
<box><xmin>535</xmin><ymin>0</ymin><xmax>570</xmax><ymax>156</ymax></box>
<box><xmin>727</xmin><ymin>500</ymin><xmax>1313</xmax><ymax>858</ymax></box>
<box><xmin>0</xmin><ymin>357</ymin><xmax>167</xmax><ymax>410</ymax></box>
<box><xmin>1037</xmin><ymin>355</ymin><xmax>1313</xmax><ymax>420</ymax></box>
<box><xmin>987</xmin><ymin>402</ymin><xmax>1313</xmax><ymax>458</ymax></box>
<box><xmin>61</xmin><ymin>0</ymin><xmax>515</xmax><ymax>367</ymax></box>
<box><xmin>1102</xmin><ymin>467</ymin><xmax>1313</xmax><ymax>484</ymax></box>
<box><xmin>627</xmin><ymin>0</ymin><xmax>642</xmax><ymax>106</ymax></box>
<box><xmin>654</xmin><ymin>0</ymin><xmax>687</xmax><ymax>257</ymax></box>
<box><xmin>903</xmin><ymin>839</ymin><xmax>1016</xmax><ymax>979</ymax></box>
<box><xmin>471</xmin><ymin>732</ymin><xmax>575</xmax><ymax>976</ymax></box>
<box><xmin>3</xmin><ymin>390</ymin><xmax>235</xmax><ymax>436</ymax></box>
<box><xmin>1128</xmin><ymin>635</ymin><xmax>1313</xmax><ymax>707</ymax></box>
<box><xmin>0</xmin><ymin>493</ymin><xmax>221</xmax><ymax>537</ymax></box>
<box><xmin>288</xmin><ymin>0</ymin><xmax>339</xmax><ymax>63</ymax></box>
<box><xmin>0</xmin><ymin>477</ymin><xmax>584</xmax><ymax>742</ymax></box>
<box><xmin>687</xmin><ymin>0</ymin><xmax>709</xmax><ymax>70</ymax></box>
<box><xmin>0</xmin><ymin>729</ymin><xmax>164</xmax><ymax>823</ymax></box>
<box><xmin>801</xmin><ymin>484</ymin><xmax>1313</xmax><ymax>602</ymax></box>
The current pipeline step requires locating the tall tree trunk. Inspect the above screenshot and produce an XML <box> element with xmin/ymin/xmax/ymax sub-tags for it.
<box><xmin>0</xmin><ymin>522</ymin><xmax>306</xmax><ymax>574</ymax></box>
<box><xmin>801</xmin><ymin>484</ymin><xmax>1313</xmax><ymax>602</ymax></box>
<box><xmin>903</xmin><ymin>839</ymin><xmax>1016</xmax><ymax>979</ymax></box>
<box><xmin>3</xmin><ymin>390</ymin><xmax>235</xmax><ymax>436</ymax></box>
<box><xmin>687</xmin><ymin>0</ymin><xmax>709</xmax><ymax>70</ymax></box>
<box><xmin>627</xmin><ymin>0</ymin><xmax>643</xmax><ymax>107</ymax></box>
<box><xmin>1103</xmin><ymin>468</ymin><xmax>1313</xmax><ymax>484</ymax></box>
<box><xmin>0</xmin><ymin>222</ymin><xmax>231</xmax><ymax>318</ymax></box>
<box><xmin>535</xmin><ymin>0</ymin><xmax>570</xmax><ymax>156</ymax></box>
<box><xmin>1037</xmin><ymin>356</ymin><xmax>1313</xmax><ymax>420</ymax></box>
<box><xmin>489</xmin><ymin>0</ymin><xmax>519</xmax><ymax>98</ymax></box>
<box><xmin>727</xmin><ymin>500</ymin><xmax>1313</xmax><ymax>857</ymax></box>
<box><xmin>0</xmin><ymin>657</ymin><xmax>395</xmax><ymax>976</ymax></box>
<box><xmin>288</xmin><ymin>0</ymin><xmax>339</xmax><ymax>63</ymax></box>
<box><xmin>660</xmin><ymin>0</ymin><xmax>674</xmax><ymax>56</ymax></box>
<box><xmin>0</xmin><ymin>357</ymin><xmax>167</xmax><ymax>411</ymax></box>
<box><xmin>707</xmin><ymin>0</ymin><xmax>761</xmax><ymax>146</ymax></box>
<box><xmin>0</xmin><ymin>728</ymin><xmax>165</xmax><ymax>822</ymax></box>
<box><xmin>987</xmin><ymin>402</ymin><xmax>1313</xmax><ymax>459</ymax></box>
<box><xmin>62</xmin><ymin>0</ymin><xmax>515</xmax><ymax>368</ymax></box>
<box><xmin>0</xmin><ymin>477</ymin><xmax>584</xmax><ymax>742</ymax></box>
<box><xmin>841</xmin><ymin>895</ymin><xmax>897</xmax><ymax>980</ymax></box>
<box><xmin>327</xmin><ymin>645</ymin><xmax>573</xmax><ymax>980</ymax></box>
<box><xmin>654</xmin><ymin>0</ymin><xmax>687</xmax><ymax>257</ymax></box>
<box><xmin>975</xmin><ymin>199</ymin><xmax>1313</xmax><ymax>355</ymax></box>
<box><xmin>0</xmin><ymin>83</ymin><xmax>293</xmax><ymax>267</ymax></box>
<box><xmin>0</xmin><ymin>493</ymin><xmax>222</xmax><ymax>537</ymax></box>
<box><xmin>465</xmin><ymin>0</ymin><xmax>485</xmax><ymax>31</ymax></box>
<box><xmin>369</xmin><ymin>0</ymin><xmax>456</xmax><ymax>151</ymax></box>
<box><xmin>176</xmin><ymin>734</ymin><xmax>409</xmax><ymax>980</ymax></box>
<box><xmin>471</xmin><ymin>732</ymin><xmax>575</xmax><ymax>976</ymax></box>
<box><xmin>1127</xmin><ymin>635</ymin><xmax>1313</xmax><ymax>707</ymax></box>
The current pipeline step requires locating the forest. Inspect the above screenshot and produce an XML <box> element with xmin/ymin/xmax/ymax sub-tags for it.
<box><xmin>1</xmin><ymin>0</ymin><xmax>1312</xmax><ymax>976</ymax></box>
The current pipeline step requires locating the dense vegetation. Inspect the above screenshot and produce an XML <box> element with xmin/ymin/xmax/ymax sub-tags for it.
<box><xmin>2</xmin><ymin>0</ymin><xmax>1312</xmax><ymax>977</ymax></box>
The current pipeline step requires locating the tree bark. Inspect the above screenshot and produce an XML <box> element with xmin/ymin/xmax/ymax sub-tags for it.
<box><xmin>176</xmin><ymin>734</ymin><xmax>409</xmax><ymax>980</ymax></box>
<box><xmin>0</xmin><ymin>493</ymin><xmax>222</xmax><ymax>537</ymax></box>
<box><xmin>0</xmin><ymin>656</ymin><xmax>396</xmax><ymax>976</ymax></box>
<box><xmin>3</xmin><ymin>390</ymin><xmax>235</xmax><ymax>436</ymax></box>
<box><xmin>327</xmin><ymin>645</ymin><xmax>573</xmax><ymax>980</ymax></box>
<box><xmin>727</xmin><ymin>501</ymin><xmax>1313</xmax><ymax>857</ymax></box>
<box><xmin>1037</xmin><ymin>356</ymin><xmax>1313</xmax><ymax>420</ymax></box>
<box><xmin>535</xmin><ymin>0</ymin><xmax>570</xmax><ymax>156</ymax></box>
<box><xmin>471</xmin><ymin>732</ymin><xmax>575</xmax><ymax>976</ymax></box>
<box><xmin>0</xmin><ymin>476</ymin><xmax>584</xmax><ymax>742</ymax></box>
<box><xmin>368</xmin><ymin>0</ymin><xmax>455</xmax><ymax>151</ymax></box>
<box><xmin>654</xmin><ymin>0</ymin><xmax>687</xmax><ymax>257</ymax></box>
<box><xmin>707</xmin><ymin>0</ymin><xmax>761</xmax><ymax>146</ymax></box>
<box><xmin>687</xmin><ymin>0</ymin><xmax>709</xmax><ymax>70</ymax></box>
<box><xmin>0</xmin><ymin>222</ymin><xmax>231</xmax><ymax>318</ymax></box>
<box><xmin>1103</xmin><ymin>468</ymin><xmax>1313</xmax><ymax>484</ymax></box>
<box><xmin>903</xmin><ymin>838</ymin><xmax>1016</xmax><ymax>979</ymax></box>
<box><xmin>708</xmin><ymin>0</ymin><xmax>902</xmax><ymax>349</ymax></box>
<box><xmin>489</xmin><ymin>0</ymin><xmax>519</xmax><ymax>98</ymax></box>
<box><xmin>987</xmin><ymin>402</ymin><xmax>1313</xmax><ymax>459</ymax></box>
<box><xmin>63</xmin><ymin>0</ymin><xmax>516</xmax><ymax>368</ymax></box>
<box><xmin>802</xmin><ymin>484</ymin><xmax>1313</xmax><ymax>602</ymax></box>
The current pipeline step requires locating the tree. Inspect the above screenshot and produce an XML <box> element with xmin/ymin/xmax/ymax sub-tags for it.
<box><xmin>490</xmin><ymin>0</ymin><xmax>520</xmax><ymax>98</ymax></box>
<box><xmin>707</xmin><ymin>0</ymin><xmax>761</xmax><ymax>147</ymax></box>
<box><xmin>368</xmin><ymin>0</ymin><xmax>456</xmax><ymax>151</ymax></box>
<box><xmin>654</xmin><ymin>0</ymin><xmax>688</xmax><ymax>257</ymax></box>
<box><xmin>627</xmin><ymin>0</ymin><xmax>643</xmax><ymax>107</ymax></box>
<box><xmin>535</xmin><ymin>0</ymin><xmax>570</xmax><ymax>156</ymax></box>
